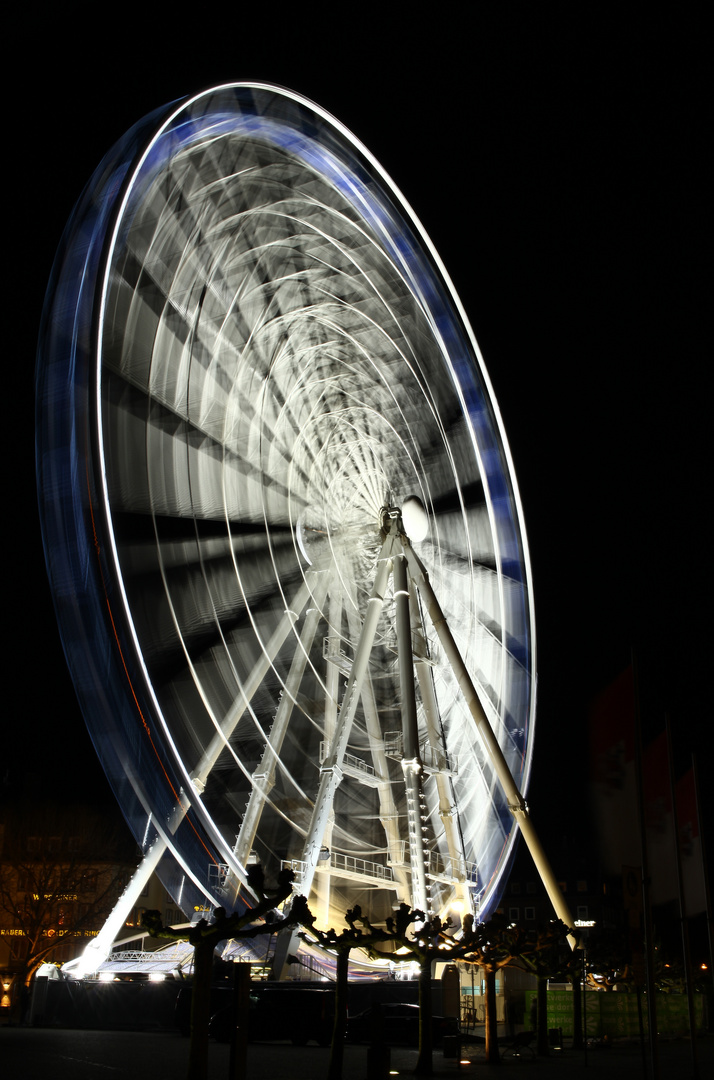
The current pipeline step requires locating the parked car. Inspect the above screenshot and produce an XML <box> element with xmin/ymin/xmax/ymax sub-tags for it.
<box><xmin>208</xmin><ymin>984</ymin><xmax>334</xmax><ymax>1046</ymax></box>
<box><xmin>346</xmin><ymin>1002</ymin><xmax>459</xmax><ymax>1046</ymax></box>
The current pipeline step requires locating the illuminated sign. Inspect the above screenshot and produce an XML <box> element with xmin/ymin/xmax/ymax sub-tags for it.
<box><xmin>43</xmin><ymin>928</ymin><xmax>99</xmax><ymax>938</ymax></box>
<box><xmin>32</xmin><ymin>893</ymin><xmax>78</xmax><ymax>902</ymax></box>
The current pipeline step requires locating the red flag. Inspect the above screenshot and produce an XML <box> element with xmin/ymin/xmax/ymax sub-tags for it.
<box><xmin>643</xmin><ymin>731</ymin><xmax>677</xmax><ymax>905</ymax></box>
<box><xmin>675</xmin><ymin>768</ymin><xmax>706</xmax><ymax>916</ymax></box>
<box><xmin>589</xmin><ymin>667</ymin><xmax>638</xmax><ymax>874</ymax></box>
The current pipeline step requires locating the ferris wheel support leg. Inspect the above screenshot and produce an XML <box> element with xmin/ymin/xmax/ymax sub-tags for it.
<box><xmin>400</xmin><ymin>539</ymin><xmax>579</xmax><ymax>949</ymax></box>
<box><xmin>394</xmin><ymin>550</ymin><xmax>429</xmax><ymax>915</ymax></box>
<box><xmin>102</xmin><ymin>574</ymin><xmax>325</xmax><ymax>926</ymax></box>
<box><xmin>81</xmin><ymin>574</ymin><xmax>325</xmax><ymax>957</ymax></box>
<box><xmin>298</xmin><ymin>533</ymin><xmax>395</xmax><ymax>892</ymax></box>
<box><xmin>314</xmin><ymin>585</ymin><xmax>342</xmax><ymax>927</ymax></box>
<box><xmin>324</xmin><ymin>580</ymin><xmax>344</xmax><ymax>754</ymax></box>
<box><xmin>271</xmin><ymin>534</ymin><xmax>396</xmax><ymax>979</ymax></box>
<box><xmin>62</xmin><ymin>838</ymin><xmax>167</xmax><ymax>977</ymax></box>
<box><xmin>344</xmin><ymin>603</ymin><xmax>412</xmax><ymax>903</ymax></box>
<box><xmin>409</xmin><ymin>581</ymin><xmax>473</xmax><ymax>915</ymax></box>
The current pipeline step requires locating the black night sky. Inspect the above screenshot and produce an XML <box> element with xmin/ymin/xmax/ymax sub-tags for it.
<box><xmin>10</xmin><ymin>9</ymin><xmax>709</xmax><ymax>855</ymax></box>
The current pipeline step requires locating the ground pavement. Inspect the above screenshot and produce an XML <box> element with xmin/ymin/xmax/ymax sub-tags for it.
<box><xmin>1</xmin><ymin>1026</ymin><xmax>711</xmax><ymax>1079</ymax></box>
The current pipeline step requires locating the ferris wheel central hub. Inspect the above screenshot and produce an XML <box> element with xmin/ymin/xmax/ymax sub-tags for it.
<box><xmin>381</xmin><ymin>496</ymin><xmax>429</xmax><ymax>544</ymax></box>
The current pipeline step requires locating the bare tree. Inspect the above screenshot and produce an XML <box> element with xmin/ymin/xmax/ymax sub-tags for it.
<box><xmin>296</xmin><ymin>903</ymin><xmax>363</xmax><ymax>1080</ymax></box>
<box><xmin>515</xmin><ymin>919</ymin><xmax>573</xmax><ymax>1055</ymax></box>
<box><xmin>456</xmin><ymin>913</ymin><xmax>532</xmax><ymax>1064</ymax></box>
<box><xmin>297</xmin><ymin>903</ymin><xmax>425</xmax><ymax>1080</ymax></box>
<box><xmin>0</xmin><ymin>801</ymin><xmax>135</xmax><ymax>1020</ymax></box>
<box><xmin>345</xmin><ymin>903</ymin><xmax>468</xmax><ymax>1076</ymax></box>
<box><xmin>142</xmin><ymin>866</ymin><xmax>306</xmax><ymax>1080</ymax></box>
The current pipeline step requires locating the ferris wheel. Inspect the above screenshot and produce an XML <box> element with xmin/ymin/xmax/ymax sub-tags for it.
<box><xmin>37</xmin><ymin>84</ymin><xmax>566</xmax><ymax>972</ymax></box>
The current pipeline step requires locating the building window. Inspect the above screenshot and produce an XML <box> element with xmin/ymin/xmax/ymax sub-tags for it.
<box><xmin>526</xmin><ymin>881</ymin><xmax>537</xmax><ymax>895</ymax></box>
<box><xmin>577</xmin><ymin>879</ymin><xmax>588</xmax><ymax>893</ymax></box>
<box><xmin>81</xmin><ymin>871</ymin><xmax>97</xmax><ymax>894</ymax></box>
<box><xmin>577</xmin><ymin>905</ymin><xmax>589</xmax><ymax>920</ymax></box>
<box><xmin>525</xmin><ymin>906</ymin><xmax>535</xmax><ymax>921</ymax></box>
<box><xmin>510</xmin><ymin>882</ymin><xmax>521</xmax><ymax>895</ymax></box>
<box><xmin>558</xmin><ymin>881</ymin><xmax>567</xmax><ymax>893</ymax></box>
<box><xmin>508</xmin><ymin>907</ymin><xmax>520</xmax><ymax>922</ymax></box>
<box><xmin>58</xmin><ymin>904</ymin><xmax>74</xmax><ymax>926</ymax></box>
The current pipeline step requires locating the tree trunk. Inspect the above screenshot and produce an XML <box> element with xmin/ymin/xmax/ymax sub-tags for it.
<box><xmin>536</xmin><ymin>976</ymin><xmax>549</xmax><ymax>1056</ymax></box>
<box><xmin>484</xmin><ymin>966</ymin><xmax>500</xmax><ymax>1065</ymax></box>
<box><xmin>187</xmin><ymin>939</ymin><xmax>214</xmax><ymax>1080</ymax></box>
<box><xmin>229</xmin><ymin>962</ymin><xmax>250</xmax><ymax>1080</ymax></box>
<box><xmin>327</xmin><ymin>948</ymin><xmax>349</xmax><ymax>1080</ymax></box>
<box><xmin>8</xmin><ymin>970</ymin><xmax>26</xmax><ymax>1025</ymax></box>
<box><xmin>415</xmin><ymin>957</ymin><xmax>433</xmax><ymax>1075</ymax></box>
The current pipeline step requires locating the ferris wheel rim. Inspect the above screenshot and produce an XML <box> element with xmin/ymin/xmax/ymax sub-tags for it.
<box><xmin>38</xmin><ymin>81</ymin><xmax>537</xmax><ymax>929</ymax></box>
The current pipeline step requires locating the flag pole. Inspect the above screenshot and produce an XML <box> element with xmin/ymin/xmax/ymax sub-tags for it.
<box><xmin>666</xmin><ymin>714</ymin><xmax>700</xmax><ymax>1078</ymax></box>
<box><xmin>632</xmin><ymin>651</ymin><xmax>660</xmax><ymax>1080</ymax></box>
<box><xmin>691</xmin><ymin>754</ymin><xmax>714</xmax><ymax>1000</ymax></box>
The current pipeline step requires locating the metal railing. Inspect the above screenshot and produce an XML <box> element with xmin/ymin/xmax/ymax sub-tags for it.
<box><xmin>384</xmin><ymin>732</ymin><xmax>458</xmax><ymax>774</ymax></box>
<box><xmin>323</xmin><ymin>635</ymin><xmax>353</xmax><ymax>676</ymax></box>
<box><xmin>427</xmin><ymin>851</ymin><xmax>476</xmax><ymax>883</ymax></box>
<box><xmin>282</xmin><ymin>852</ymin><xmax>395</xmax><ymax>885</ymax></box>
<box><xmin>319</xmin><ymin>741</ymin><xmax>378</xmax><ymax>783</ymax></box>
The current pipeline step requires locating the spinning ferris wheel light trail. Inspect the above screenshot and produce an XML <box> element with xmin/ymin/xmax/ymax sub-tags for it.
<box><xmin>36</xmin><ymin>83</ymin><xmax>576</xmax><ymax>975</ymax></box>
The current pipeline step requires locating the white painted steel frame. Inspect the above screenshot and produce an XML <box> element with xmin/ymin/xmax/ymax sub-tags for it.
<box><xmin>36</xmin><ymin>84</ymin><xmax>541</xmax><ymax>973</ymax></box>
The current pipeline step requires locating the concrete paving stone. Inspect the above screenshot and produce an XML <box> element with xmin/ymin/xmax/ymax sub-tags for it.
<box><xmin>1</xmin><ymin>1026</ymin><xmax>712</xmax><ymax>1079</ymax></box>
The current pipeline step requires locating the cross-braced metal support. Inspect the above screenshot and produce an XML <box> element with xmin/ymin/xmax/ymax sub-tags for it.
<box><xmin>272</xmin><ymin>508</ymin><xmax>578</xmax><ymax>978</ymax></box>
<box><xmin>79</xmin><ymin>505</ymin><xmax>576</xmax><ymax>980</ymax></box>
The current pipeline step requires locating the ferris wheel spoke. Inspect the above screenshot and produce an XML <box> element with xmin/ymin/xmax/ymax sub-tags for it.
<box><xmin>429</xmin><ymin>479</ymin><xmax>486</xmax><ymax>515</ymax></box>
<box><xmin>117</xmin><ymin>563</ymin><xmax>302</xmax><ymax>652</ymax></box>
<box><xmin>102</xmin><ymin>382</ymin><xmax>299</xmax><ymax>512</ymax></box>
<box><xmin>112</xmin><ymin>511</ymin><xmax>292</xmax><ymax>546</ymax></box>
<box><xmin>231</xmin><ymin>567</ymin><xmax>331</xmax><ymax>868</ymax></box>
<box><xmin>190</xmin><ymin>569</ymin><xmax>328</xmax><ymax>788</ymax></box>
